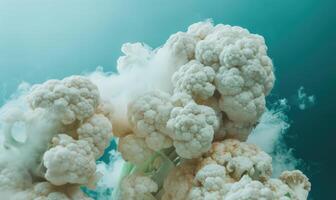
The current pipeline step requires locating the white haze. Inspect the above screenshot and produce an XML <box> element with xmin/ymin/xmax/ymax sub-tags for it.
<box><xmin>248</xmin><ymin>99</ymin><xmax>300</xmax><ymax>176</ymax></box>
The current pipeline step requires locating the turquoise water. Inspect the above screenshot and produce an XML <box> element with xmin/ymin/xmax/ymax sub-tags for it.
<box><xmin>0</xmin><ymin>1</ymin><xmax>335</xmax><ymax>199</ymax></box>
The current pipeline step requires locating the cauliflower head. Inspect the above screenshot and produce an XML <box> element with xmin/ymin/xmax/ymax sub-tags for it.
<box><xmin>43</xmin><ymin>134</ymin><xmax>97</xmax><ymax>186</ymax></box>
<box><xmin>128</xmin><ymin>91</ymin><xmax>173</xmax><ymax>151</ymax></box>
<box><xmin>167</xmin><ymin>102</ymin><xmax>219</xmax><ymax>159</ymax></box>
<box><xmin>28</xmin><ymin>76</ymin><xmax>100</xmax><ymax>125</ymax></box>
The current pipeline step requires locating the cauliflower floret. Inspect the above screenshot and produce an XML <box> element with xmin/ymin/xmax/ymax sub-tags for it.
<box><xmin>279</xmin><ymin>170</ymin><xmax>311</xmax><ymax>200</ymax></box>
<box><xmin>265</xmin><ymin>179</ymin><xmax>297</xmax><ymax>200</ymax></box>
<box><xmin>188</xmin><ymin>164</ymin><xmax>228</xmax><ymax>200</ymax></box>
<box><xmin>77</xmin><ymin>114</ymin><xmax>113</xmax><ymax>158</ymax></box>
<box><xmin>167</xmin><ymin>102</ymin><xmax>219</xmax><ymax>158</ymax></box>
<box><xmin>31</xmin><ymin>182</ymin><xmax>92</xmax><ymax>200</ymax></box>
<box><xmin>172</xmin><ymin>60</ymin><xmax>216</xmax><ymax>101</ymax></box>
<box><xmin>219</xmin><ymin>91</ymin><xmax>265</xmax><ymax>124</ymax></box>
<box><xmin>28</xmin><ymin>76</ymin><xmax>100</xmax><ymax>125</ymax></box>
<box><xmin>203</xmin><ymin>139</ymin><xmax>272</xmax><ymax>182</ymax></box>
<box><xmin>162</xmin><ymin>160</ymin><xmax>197</xmax><ymax>200</ymax></box>
<box><xmin>128</xmin><ymin>91</ymin><xmax>173</xmax><ymax>151</ymax></box>
<box><xmin>0</xmin><ymin>166</ymin><xmax>32</xmax><ymax>190</ymax></box>
<box><xmin>118</xmin><ymin>134</ymin><xmax>154</xmax><ymax>165</ymax></box>
<box><xmin>120</xmin><ymin>174</ymin><xmax>158</xmax><ymax>200</ymax></box>
<box><xmin>192</xmin><ymin>24</ymin><xmax>275</xmax><ymax>140</ymax></box>
<box><xmin>215</xmin><ymin>36</ymin><xmax>274</xmax><ymax>123</ymax></box>
<box><xmin>195</xmin><ymin>39</ymin><xmax>221</xmax><ymax>69</ymax></box>
<box><xmin>165</xmin><ymin>32</ymin><xmax>197</xmax><ymax>62</ymax></box>
<box><xmin>224</xmin><ymin>175</ymin><xmax>274</xmax><ymax>200</ymax></box>
<box><xmin>43</xmin><ymin>134</ymin><xmax>96</xmax><ymax>186</ymax></box>
<box><xmin>195</xmin><ymin>25</ymin><xmax>250</xmax><ymax>67</ymax></box>
<box><xmin>187</xmin><ymin>21</ymin><xmax>214</xmax><ymax>40</ymax></box>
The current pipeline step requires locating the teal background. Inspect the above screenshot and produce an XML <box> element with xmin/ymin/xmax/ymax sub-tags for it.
<box><xmin>0</xmin><ymin>0</ymin><xmax>335</xmax><ymax>199</ymax></box>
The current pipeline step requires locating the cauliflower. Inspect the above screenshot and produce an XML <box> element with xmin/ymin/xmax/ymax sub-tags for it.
<box><xmin>203</xmin><ymin>139</ymin><xmax>272</xmax><ymax>181</ymax></box>
<box><xmin>28</xmin><ymin>182</ymin><xmax>92</xmax><ymax>200</ymax></box>
<box><xmin>28</xmin><ymin>76</ymin><xmax>100</xmax><ymax>125</ymax></box>
<box><xmin>265</xmin><ymin>171</ymin><xmax>311</xmax><ymax>200</ymax></box>
<box><xmin>167</xmin><ymin>102</ymin><xmax>219</xmax><ymax>159</ymax></box>
<box><xmin>224</xmin><ymin>175</ymin><xmax>274</xmax><ymax>200</ymax></box>
<box><xmin>120</xmin><ymin>174</ymin><xmax>158</xmax><ymax>200</ymax></box>
<box><xmin>188</xmin><ymin>164</ymin><xmax>228</xmax><ymax>200</ymax></box>
<box><xmin>172</xmin><ymin>24</ymin><xmax>275</xmax><ymax>140</ymax></box>
<box><xmin>279</xmin><ymin>170</ymin><xmax>311</xmax><ymax>200</ymax></box>
<box><xmin>162</xmin><ymin>160</ymin><xmax>197</xmax><ymax>200</ymax></box>
<box><xmin>0</xmin><ymin>21</ymin><xmax>312</xmax><ymax>200</ymax></box>
<box><xmin>128</xmin><ymin>91</ymin><xmax>173</xmax><ymax>151</ymax></box>
<box><xmin>172</xmin><ymin>60</ymin><xmax>216</xmax><ymax>100</ymax></box>
<box><xmin>213</xmin><ymin>30</ymin><xmax>275</xmax><ymax>124</ymax></box>
<box><xmin>164</xmin><ymin>32</ymin><xmax>197</xmax><ymax>62</ymax></box>
<box><xmin>0</xmin><ymin>166</ymin><xmax>32</xmax><ymax>190</ymax></box>
<box><xmin>77</xmin><ymin>114</ymin><xmax>113</xmax><ymax>158</ymax></box>
<box><xmin>118</xmin><ymin>134</ymin><xmax>154</xmax><ymax>165</ymax></box>
<box><xmin>43</xmin><ymin>134</ymin><xmax>97</xmax><ymax>186</ymax></box>
<box><xmin>187</xmin><ymin>21</ymin><xmax>214</xmax><ymax>40</ymax></box>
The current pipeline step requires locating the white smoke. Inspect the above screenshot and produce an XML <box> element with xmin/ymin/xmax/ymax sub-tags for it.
<box><xmin>295</xmin><ymin>86</ymin><xmax>315</xmax><ymax>110</ymax></box>
<box><xmin>248</xmin><ymin>99</ymin><xmax>300</xmax><ymax>176</ymax></box>
<box><xmin>87</xmin><ymin>43</ymin><xmax>185</xmax><ymax>136</ymax></box>
<box><xmin>0</xmin><ymin>82</ymin><xmax>61</xmax><ymax>198</ymax></box>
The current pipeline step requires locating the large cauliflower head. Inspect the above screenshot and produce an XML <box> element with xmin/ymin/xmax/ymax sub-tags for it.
<box><xmin>166</xmin><ymin>21</ymin><xmax>275</xmax><ymax>140</ymax></box>
<box><xmin>28</xmin><ymin>76</ymin><xmax>100</xmax><ymax>125</ymax></box>
<box><xmin>43</xmin><ymin>134</ymin><xmax>97</xmax><ymax>186</ymax></box>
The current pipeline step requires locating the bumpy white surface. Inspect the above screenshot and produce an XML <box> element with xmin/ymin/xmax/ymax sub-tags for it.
<box><xmin>77</xmin><ymin>114</ymin><xmax>113</xmax><ymax>158</ymax></box>
<box><xmin>43</xmin><ymin>134</ymin><xmax>96</xmax><ymax>186</ymax></box>
<box><xmin>224</xmin><ymin>175</ymin><xmax>274</xmax><ymax>200</ymax></box>
<box><xmin>128</xmin><ymin>91</ymin><xmax>173</xmax><ymax>151</ymax></box>
<box><xmin>172</xmin><ymin>60</ymin><xmax>216</xmax><ymax>100</ymax></box>
<box><xmin>165</xmin><ymin>32</ymin><xmax>197</xmax><ymax>62</ymax></box>
<box><xmin>203</xmin><ymin>139</ymin><xmax>272</xmax><ymax>181</ymax></box>
<box><xmin>0</xmin><ymin>21</ymin><xmax>311</xmax><ymax>200</ymax></box>
<box><xmin>118</xmin><ymin>134</ymin><xmax>154</xmax><ymax>165</ymax></box>
<box><xmin>167</xmin><ymin>102</ymin><xmax>219</xmax><ymax>159</ymax></box>
<box><xmin>278</xmin><ymin>170</ymin><xmax>311</xmax><ymax>200</ymax></box>
<box><xmin>120</xmin><ymin>174</ymin><xmax>158</xmax><ymax>200</ymax></box>
<box><xmin>166</xmin><ymin>21</ymin><xmax>275</xmax><ymax>140</ymax></box>
<box><xmin>0</xmin><ymin>166</ymin><xmax>32</xmax><ymax>190</ymax></box>
<box><xmin>188</xmin><ymin>164</ymin><xmax>228</xmax><ymax>200</ymax></box>
<box><xmin>28</xmin><ymin>76</ymin><xmax>100</xmax><ymax>125</ymax></box>
<box><xmin>162</xmin><ymin>139</ymin><xmax>311</xmax><ymax>200</ymax></box>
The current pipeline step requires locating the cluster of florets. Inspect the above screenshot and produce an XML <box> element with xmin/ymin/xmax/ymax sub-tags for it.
<box><xmin>0</xmin><ymin>21</ymin><xmax>311</xmax><ymax>200</ymax></box>
<box><xmin>116</xmin><ymin>21</ymin><xmax>311</xmax><ymax>200</ymax></box>
<box><xmin>0</xmin><ymin>76</ymin><xmax>113</xmax><ymax>199</ymax></box>
<box><xmin>118</xmin><ymin>21</ymin><xmax>275</xmax><ymax>166</ymax></box>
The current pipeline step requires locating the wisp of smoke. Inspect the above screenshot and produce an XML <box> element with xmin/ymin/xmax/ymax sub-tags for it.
<box><xmin>294</xmin><ymin>86</ymin><xmax>316</xmax><ymax>110</ymax></box>
<box><xmin>248</xmin><ymin>99</ymin><xmax>301</xmax><ymax>176</ymax></box>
